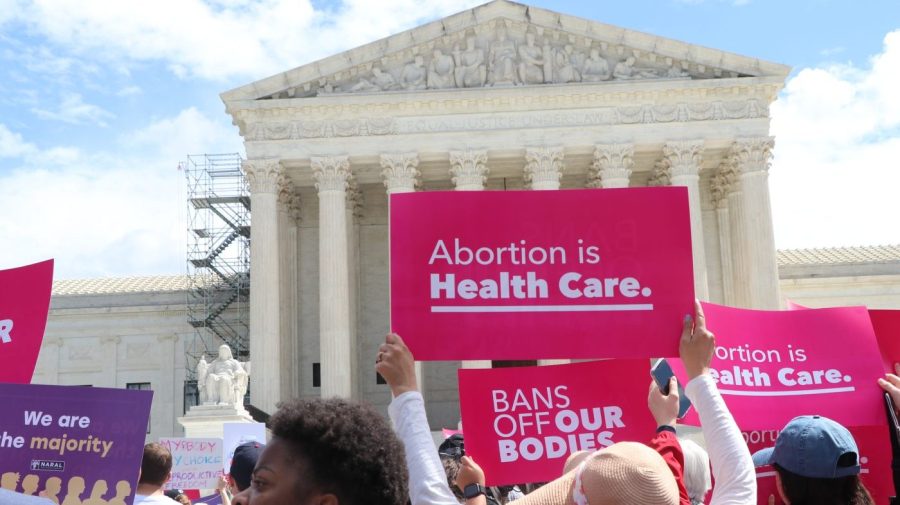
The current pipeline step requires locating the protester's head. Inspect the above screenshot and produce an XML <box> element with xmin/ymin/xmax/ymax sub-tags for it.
<box><xmin>752</xmin><ymin>415</ymin><xmax>873</xmax><ymax>505</ymax></box>
<box><xmin>517</xmin><ymin>442</ymin><xmax>679</xmax><ymax>505</ymax></box>
<box><xmin>679</xmin><ymin>439</ymin><xmax>711</xmax><ymax>505</ymax></box>
<box><xmin>232</xmin><ymin>397</ymin><xmax>408</xmax><ymax>505</ymax></box>
<box><xmin>138</xmin><ymin>442</ymin><xmax>173</xmax><ymax>488</ymax></box>
<box><xmin>229</xmin><ymin>441</ymin><xmax>265</xmax><ymax>492</ymax></box>
<box><xmin>175</xmin><ymin>494</ymin><xmax>192</xmax><ymax>505</ymax></box>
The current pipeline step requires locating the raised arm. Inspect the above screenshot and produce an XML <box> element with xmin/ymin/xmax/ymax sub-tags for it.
<box><xmin>377</xmin><ymin>333</ymin><xmax>463</xmax><ymax>505</ymax></box>
<box><xmin>681</xmin><ymin>302</ymin><xmax>756</xmax><ymax>505</ymax></box>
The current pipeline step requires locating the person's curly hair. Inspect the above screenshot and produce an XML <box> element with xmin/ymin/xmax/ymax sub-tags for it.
<box><xmin>270</xmin><ymin>397</ymin><xmax>408</xmax><ymax>505</ymax></box>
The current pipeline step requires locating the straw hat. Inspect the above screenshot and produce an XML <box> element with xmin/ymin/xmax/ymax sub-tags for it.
<box><xmin>517</xmin><ymin>442</ymin><xmax>679</xmax><ymax>505</ymax></box>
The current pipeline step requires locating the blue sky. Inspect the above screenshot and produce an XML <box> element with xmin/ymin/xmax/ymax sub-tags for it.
<box><xmin>0</xmin><ymin>0</ymin><xmax>898</xmax><ymax>278</ymax></box>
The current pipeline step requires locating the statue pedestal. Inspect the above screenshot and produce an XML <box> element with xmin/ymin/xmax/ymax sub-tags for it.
<box><xmin>178</xmin><ymin>404</ymin><xmax>255</xmax><ymax>439</ymax></box>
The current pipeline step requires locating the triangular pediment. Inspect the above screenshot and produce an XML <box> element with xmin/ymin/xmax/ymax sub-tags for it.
<box><xmin>222</xmin><ymin>0</ymin><xmax>790</xmax><ymax>102</ymax></box>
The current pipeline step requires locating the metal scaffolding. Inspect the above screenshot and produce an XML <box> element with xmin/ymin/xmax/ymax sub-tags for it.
<box><xmin>183</xmin><ymin>153</ymin><xmax>250</xmax><ymax>384</ymax></box>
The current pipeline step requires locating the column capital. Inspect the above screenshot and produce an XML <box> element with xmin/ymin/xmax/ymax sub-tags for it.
<box><xmin>524</xmin><ymin>146</ymin><xmax>564</xmax><ymax>190</ymax></box>
<box><xmin>288</xmin><ymin>193</ymin><xmax>303</xmax><ymax>223</ymax></box>
<box><xmin>449</xmin><ymin>149</ymin><xmax>489</xmax><ymax>190</ymax></box>
<box><xmin>345</xmin><ymin>177</ymin><xmax>364</xmax><ymax>218</ymax></box>
<box><xmin>647</xmin><ymin>159</ymin><xmax>671</xmax><ymax>187</ymax></box>
<box><xmin>710</xmin><ymin>162</ymin><xmax>735</xmax><ymax>209</ymax></box>
<box><xmin>731</xmin><ymin>137</ymin><xmax>774</xmax><ymax>175</ymax></box>
<box><xmin>663</xmin><ymin>140</ymin><xmax>704</xmax><ymax>179</ymax></box>
<box><xmin>312</xmin><ymin>155</ymin><xmax>351</xmax><ymax>194</ymax></box>
<box><xmin>588</xmin><ymin>143</ymin><xmax>634</xmax><ymax>188</ymax></box>
<box><xmin>242</xmin><ymin>158</ymin><xmax>283</xmax><ymax>194</ymax></box>
<box><xmin>276</xmin><ymin>177</ymin><xmax>295</xmax><ymax>207</ymax></box>
<box><xmin>380</xmin><ymin>152</ymin><xmax>420</xmax><ymax>194</ymax></box>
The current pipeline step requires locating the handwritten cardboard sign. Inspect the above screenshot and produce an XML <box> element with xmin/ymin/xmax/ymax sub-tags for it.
<box><xmin>390</xmin><ymin>188</ymin><xmax>694</xmax><ymax>360</ymax></box>
<box><xmin>0</xmin><ymin>260</ymin><xmax>54</xmax><ymax>383</ymax></box>
<box><xmin>458</xmin><ymin>359</ymin><xmax>657</xmax><ymax>486</ymax></box>
<box><xmin>674</xmin><ymin>304</ymin><xmax>885</xmax><ymax>431</ymax></box>
<box><xmin>0</xmin><ymin>383</ymin><xmax>152</xmax><ymax>505</ymax></box>
<box><xmin>160</xmin><ymin>438</ymin><xmax>223</xmax><ymax>491</ymax></box>
<box><xmin>222</xmin><ymin>423</ymin><xmax>265</xmax><ymax>472</ymax></box>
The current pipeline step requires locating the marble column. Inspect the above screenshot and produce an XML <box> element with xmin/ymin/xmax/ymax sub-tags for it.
<box><xmin>588</xmin><ymin>144</ymin><xmax>634</xmax><ymax>189</ymax></box>
<box><xmin>711</xmin><ymin>165</ymin><xmax>735</xmax><ymax>305</ymax></box>
<box><xmin>380</xmin><ymin>153</ymin><xmax>425</xmax><ymax>388</ymax></box>
<box><xmin>663</xmin><ymin>140</ymin><xmax>709</xmax><ymax>301</ymax></box>
<box><xmin>312</xmin><ymin>155</ymin><xmax>354</xmax><ymax>398</ymax></box>
<box><xmin>449</xmin><ymin>149</ymin><xmax>492</xmax><ymax>369</ymax></box>
<box><xmin>725</xmin><ymin>154</ymin><xmax>751</xmax><ymax>308</ymax></box>
<box><xmin>288</xmin><ymin>194</ymin><xmax>303</xmax><ymax>397</ymax></box>
<box><xmin>37</xmin><ymin>338</ymin><xmax>63</xmax><ymax>384</ymax></box>
<box><xmin>733</xmin><ymin>137</ymin><xmax>780</xmax><ymax>309</ymax></box>
<box><xmin>242</xmin><ymin>158</ymin><xmax>283</xmax><ymax>414</ymax></box>
<box><xmin>525</xmin><ymin>147</ymin><xmax>570</xmax><ymax>366</ymax></box>
<box><xmin>277</xmin><ymin>182</ymin><xmax>298</xmax><ymax>400</ymax></box>
<box><xmin>346</xmin><ymin>178</ymin><xmax>362</xmax><ymax>399</ymax></box>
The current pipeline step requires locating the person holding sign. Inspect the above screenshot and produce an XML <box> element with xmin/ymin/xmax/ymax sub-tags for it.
<box><xmin>376</xmin><ymin>333</ymin><xmax>489</xmax><ymax>505</ymax></box>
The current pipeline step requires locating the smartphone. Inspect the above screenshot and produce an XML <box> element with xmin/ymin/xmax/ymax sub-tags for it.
<box><xmin>651</xmin><ymin>359</ymin><xmax>692</xmax><ymax>419</ymax></box>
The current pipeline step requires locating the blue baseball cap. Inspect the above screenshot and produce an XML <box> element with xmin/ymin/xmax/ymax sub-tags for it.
<box><xmin>751</xmin><ymin>415</ymin><xmax>860</xmax><ymax>479</ymax></box>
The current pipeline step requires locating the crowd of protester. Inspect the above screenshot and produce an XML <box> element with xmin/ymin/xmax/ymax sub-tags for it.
<box><xmin>8</xmin><ymin>301</ymin><xmax>899</xmax><ymax>505</ymax></box>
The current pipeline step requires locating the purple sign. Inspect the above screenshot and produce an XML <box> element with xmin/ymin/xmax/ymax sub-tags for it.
<box><xmin>0</xmin><ymin>383</ymin><xmax>152</xmax><ymax>505</ymax></box>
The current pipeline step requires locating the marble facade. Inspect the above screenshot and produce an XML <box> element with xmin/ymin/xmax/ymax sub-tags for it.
<box><xmin>220</xmin><ymin>0</ymin><xmax>794</xmax><ymax>421</ymax></box>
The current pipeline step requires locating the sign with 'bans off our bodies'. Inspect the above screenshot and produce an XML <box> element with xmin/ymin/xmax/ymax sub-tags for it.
<box><xmin>390</xmin><ymin>188</ymin><xmax>694</xmax><ymax>360</ymax></box>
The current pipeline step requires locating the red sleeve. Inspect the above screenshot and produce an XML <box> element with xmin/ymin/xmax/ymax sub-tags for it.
<box><xmin>648</xmin><ymin>428</ymin><xmax>691</xmax><ymax>505</ymax></box>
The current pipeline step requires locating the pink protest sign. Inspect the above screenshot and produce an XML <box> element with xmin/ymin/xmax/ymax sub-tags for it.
<box><xmin>458</xmin><ymin>359</ymin><xmax>657</xmax><ymax>486</ymax></box>
<box><xmin>390</xmin><ymin>188</ymin><xmax>694</xmax><ymax>360</ymax></box>
<box><xmin>0</xmin><ymin>260</ymin><xmax>54</xmax><ymax>383</ymax></box>
<box><xmin>745</xmin><ymin>424</ymin><xmax>892</xmax><ymax>505</ymax></box>
<box><xmin>870</xmin><ymin>310</ymin><xmax>900</xmax><ymax>372</ymax></box>
<box><xmin>673</xmin><ymin>304</ymin><xmax>885</xmax><ymax>431</ymax></box>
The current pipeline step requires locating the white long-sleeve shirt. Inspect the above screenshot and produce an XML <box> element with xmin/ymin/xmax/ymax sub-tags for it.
<box><xmin>389</xmin><ymin>391</ymin><xmax>460</xmax><ymax>505</ymax></box>
<box><xmin>685</xmin><ymin>374</ymin><xmax>757</xmax><ymax>505</ymax></box>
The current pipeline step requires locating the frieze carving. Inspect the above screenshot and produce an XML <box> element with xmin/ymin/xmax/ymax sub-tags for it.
<box><xmin>263</xmin><ymin>19</ymin><xmax>741</xmax><ymax>100</ymax></box>
<box><xmin>243</xmin><ymin>98</ymin><xmax>766</xmax><ymax>141</ymax></box>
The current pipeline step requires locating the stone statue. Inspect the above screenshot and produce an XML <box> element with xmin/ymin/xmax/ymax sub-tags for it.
<box><xmin>582</xmin><ymin>48</ymin><xmax>611</xmax><ymax>82</ymax></box>
<box><xmin>487</xmin><ymin>26</ymin><xmax>518</xmax><ymax>86</ymax></box>
<box><xmin>517</xmin><ymin>32</ymin><xmax>544</xmax><ymax>85</ymax></box>
<box><xmin>427</xmin><ymin>49</ymin><xmax>456</xmax><ymax>89</ymax></box>
<box><xmin>666</xmin><ymin>63</ymin><xmax>690</xmax><ymax>78</ymax></box>
<box><xmin>552</xmin><ymin>45</ymin><xmax>581</xmax><ymax>83</ymax></box>
<box><xmin>372</xmin><ymin>67</ymin><xmax>398</xmax><ymax>91</ymax></box>
<box><xmin>197</xmin><ymin>345</ymin><xmax>249</xmax><ymax>407</ymax></box>
<box><xmin>613</xmin><ymin>57</ymin><xmax>659</xmax><ymax>80</ymax></box>
<box><xmin>349</xmin><ymin>77</ymin><xmax>378</xmax><ymax>92</ymax></box>
<box><xmin>401</xmin><ymin>56</ymin><xmax>427</xmax><ymax>90</ymax></box>
<box><xmin>452</xmin><ymin>37</ymin><xmax>486</xmax><ymax>88</ymax></box>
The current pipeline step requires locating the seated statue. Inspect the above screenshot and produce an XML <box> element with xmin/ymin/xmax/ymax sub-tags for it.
<box><xmin>197</xmin><ymin>345</ymin><xmax>249</xmax><ymax>407</ymax></box>
<box><xmin>427</xmin><ymin>49</ymin><xmax>456</xmax><ymax>89</ymax></box>
<box><xmin>581</xmin><ymin>48</ymin><xmax>610</xmax><ymax>82</ymax></box>
<box><xmin>401</xmin><ymin>56</ymin><xmax>427</xmax><ymax>90</ymax></box>
<box><xmin>452</xmin><ymin>37</ymin><xmax>486</xmax><ymax>88</ymax></box>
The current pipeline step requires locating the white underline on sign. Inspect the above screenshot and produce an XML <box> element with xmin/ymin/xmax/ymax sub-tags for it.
<box><xmin>430</xmin><ymin>304</ymin><xmax>654</xmax><ymax>313</ymax></box>
<box><xmin>756</xmin><ymin>471</ymin><xmax>776</xmax><ymax>478</ymax></box>
<box><xmin>719</xmin><ymin>387</ymin><xmax>856</xmax><ymax>397</ymax></box>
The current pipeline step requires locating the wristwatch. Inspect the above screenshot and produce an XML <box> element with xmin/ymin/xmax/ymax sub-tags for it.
<box><xmin>464</xmin><ymin>483</ymin><xmax>486</xmax><ymax>499</ymax></box>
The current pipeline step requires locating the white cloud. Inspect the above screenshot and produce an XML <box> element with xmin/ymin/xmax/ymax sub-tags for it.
<box><xmin>31</xmin><ymin>92</ymin><xmax>115</xmax><ymax>126</ymax></box>
<box><xmin>0</xmin><ymin>108</ymin><xmax>240</xmax><ymax>278</ymax></box>
<box><xmin>3</xmin><ymin>0</ymin><xmax>483</xmax><ymax>81</ymax></box>
<box><xmin>770</xmin><ymin>30</ymin><xmax>900</xmax><ymax>248</ymax></box>
<box><xmin>116</xmin><ymin>85</ymin><xmax>142</xmax><ymax>96</ymax></box>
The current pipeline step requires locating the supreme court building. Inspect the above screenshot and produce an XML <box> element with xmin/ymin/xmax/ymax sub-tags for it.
<box><xmin>219</xmin><ymin>0</ymin><xmax>792</xmax><ymax>421</ymax></box>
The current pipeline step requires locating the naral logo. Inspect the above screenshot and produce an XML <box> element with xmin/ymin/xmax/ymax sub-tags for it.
<box><xmin>30</xmin><ymin>460</ymin><xmax>65</xmax><ymax>472</ymax></box>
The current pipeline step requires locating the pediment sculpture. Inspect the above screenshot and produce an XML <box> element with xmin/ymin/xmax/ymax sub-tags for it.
<box><xmin>311</xmin><ymin>22</ymin><xmax>697</xmax><ymax>97</ymax></box>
